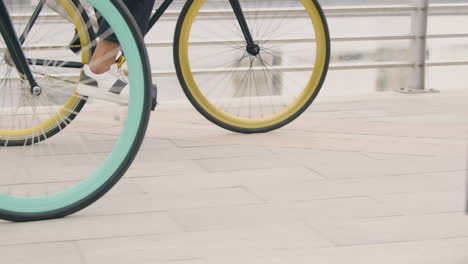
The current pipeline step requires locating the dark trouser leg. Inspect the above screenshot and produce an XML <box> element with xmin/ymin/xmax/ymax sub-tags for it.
<box><xmin>97</xmin><ymin>0</ymin><xmax>156</xmax><ymax>43</ymax></box>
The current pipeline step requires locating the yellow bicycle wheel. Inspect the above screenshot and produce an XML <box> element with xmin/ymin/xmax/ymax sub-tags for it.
<box><xmin>174</xmin><ymin>0</ymin><xmax>330</xmax><ymax>133</ymax></box>
<box><xmin>0</xmin><ymin>0</ymin><xmax>93</xmax><ymax>146</ymax></box>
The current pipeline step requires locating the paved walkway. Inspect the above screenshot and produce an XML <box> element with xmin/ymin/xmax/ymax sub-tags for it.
<box><xmin>1</xmin><ymin>89</ymin><xmax>467</xmax><ymax>264</ymax></box>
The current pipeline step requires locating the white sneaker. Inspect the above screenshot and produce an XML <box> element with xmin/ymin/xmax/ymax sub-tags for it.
<box><xmin>77</xmin><ymin>64</ymin><xmax>129</xmax><ymax>105</ymax></box>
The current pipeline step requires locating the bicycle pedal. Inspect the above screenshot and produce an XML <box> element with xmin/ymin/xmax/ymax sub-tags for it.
<box><xmin>151</xmin><ymin>84</ymin><xmax>158</xmax><ymax>111</ymax></box>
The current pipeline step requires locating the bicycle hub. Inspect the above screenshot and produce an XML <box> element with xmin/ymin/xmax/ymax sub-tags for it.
<box><xmin>247</xmin><ymin>44</ymin><xmax>260</xmax><ymax>56</ymax></box>
<box><xmin>32</xmin><ymin>86</ymin><xmax>42</xmax><ymax>96</ymax></box>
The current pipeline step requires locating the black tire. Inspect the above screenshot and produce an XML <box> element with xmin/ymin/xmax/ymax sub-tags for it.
<box><xmin>173</xmin><ymin>0</ymin><xmax>331</xmax><ymax>134</ymax></box>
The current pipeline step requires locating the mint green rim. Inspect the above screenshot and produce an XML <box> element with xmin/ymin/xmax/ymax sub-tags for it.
<box><xmin>0</xmin><ymin>0</ymin><xmax>145</xmax><ymax>213</ymax></box>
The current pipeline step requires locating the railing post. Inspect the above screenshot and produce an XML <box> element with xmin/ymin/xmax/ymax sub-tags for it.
<box><xmin>400</xmin><ymin>0</ymin><xmax>437</xmax><ymax>93</ymax></box>
<box><xmin>409</xmin><ymin>0</ymin><xmax>428</xmax><ymax>91</ymax></box>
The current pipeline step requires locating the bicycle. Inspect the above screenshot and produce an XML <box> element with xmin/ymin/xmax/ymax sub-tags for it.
<box><xmin>0</xmin><ymin>0</ymin><xmax>152</xmax><ymax>222</ymax></box>
<box><xmin>0</xmin><ymin>0</ymin><xmax>329</xmax><ymax>221</ymax></box>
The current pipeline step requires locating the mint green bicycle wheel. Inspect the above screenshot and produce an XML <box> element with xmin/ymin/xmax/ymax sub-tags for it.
<box><xmin>0</xmin><ymin>0</ymin><xmax>152</xmax><ymax>222</ymax></box>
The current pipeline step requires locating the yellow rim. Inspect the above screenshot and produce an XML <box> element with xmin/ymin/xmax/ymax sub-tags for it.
<box><xmin>178</xmin><ymin>0</ymin><xmax>328</xmax><ymax>129</ymax></box>
<box><xmin>0</xmin><ymin>0</ymin><xmax>90</xmax><ymax>139</ymax></box>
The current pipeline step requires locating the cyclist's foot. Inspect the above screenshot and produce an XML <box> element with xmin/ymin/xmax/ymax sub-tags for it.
<box><xmin>77</xmin><ymin>64</ymin><xmax>129</xmax><ymax>105</ymax></box>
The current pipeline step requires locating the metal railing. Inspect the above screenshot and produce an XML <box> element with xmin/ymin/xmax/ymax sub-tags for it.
<box><xmin>152</xmin><ymin>2</ymin><xmax>468</xmax><ymax>93</ymax></box>
<box><xmin>323</xmin><ymin>2</ymin><xmax>468</xmax><ymax>93</ymax></box>
<box><xmin>7</xmin><ymin>1</ymin><xmax>468</xmax><ymax>92</ymax></box>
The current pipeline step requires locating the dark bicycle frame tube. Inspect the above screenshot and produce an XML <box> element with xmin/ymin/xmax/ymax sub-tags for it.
<box><xmin>228</xmin><ymin>0</ymin><xmax>256</xmax><ymax>48</ymax></box>
<box><xmin>0</xmin><ymin>0</ymin><xmax>39</xmax><ymax>90</ymax></box>
<box><xmin>13</xmin><ymin>0</ymin><xmax>257</xmax><ymax>70</ymax></box>
<box><xmin>147</xmin><ymin>0</ymin><xmax>255</xmax><ymax>48</ymax></box>
<box><xmin>147</xmin><ymin>0</ymin><xmax>174</xmax><ymax>32</ymax></box>
<box><xmin>19</xmin><ymin>0</ymin><xmax>46</xmax><ymax>44</ymax></box>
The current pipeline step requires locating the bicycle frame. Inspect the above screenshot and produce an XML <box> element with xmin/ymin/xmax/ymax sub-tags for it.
<box><xmin>0</xmin><ymin>0</ymin><xmax>40</xmax><ymax>94</ymax></box>
<box><xmin>147</xmin><ymin>0</ymin><xmax>256</xmax><ymax>49</ymax></box>
<box><xmin>9</xmin><ymin>0</ymin><xmax>257</xmax><ymax>70</ymax></box>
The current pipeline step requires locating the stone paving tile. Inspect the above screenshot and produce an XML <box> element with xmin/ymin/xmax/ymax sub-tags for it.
<box><xmin>195</xmin><ymin>155</ymin><xmax>298</xmax><ymax>172</ymax></box>
<box><xmin>362</xmin><ymin>152</ymin><xmax>436</xmax><ymax>160</ymax></box>
<box><xmin>312</xmin><ymin>156</ymin><xmax>464</xmax><ymax>179</ymax></box>
<box><xmin>175</xmin><ymin>145</ymin><xmax>272</xmax><ymax>160</ymax></box>
<box><xmin>265</xmin><ymin>147</ymin><xmax>465</xmax><ymax>179</ymax></box>
<box><xmin>127</xmin><ymin>159</ymin><xmax>207</xmax><ymax>178</ymax></box>
<box><xmin>168</xmin><ymin>197</ymin><xmax>399</xmax><ymax>231</ymax></box>
<box><xmin>1</xmin><ymin>165</ymin><xmax>96</xmax><ymax>185</ymax></box>
<box><xmin>171</xmin><ymin>139</ymin><xmax>232</xmax><ymax>148</ymax></box>
<box><xmin>290</xmin><ymin>196</ymin><xmax>402</xmax><ymax>223</ymax></box>
<box><xmin>285</xmin><ymin>116</ymin><xmax>466</xmax><ymax>141</ymax></box>
<box><xmin>78</xmin><ymin>167</ymin><xmax>321</xmax><ymax>216</ymax></box>
<box><xmin>306</xmin><ymin>109</ymin><xmax>393</xmax><ymax>119</ymax></box>
<box><xmin>0</xmin><ymin>242</ymin><xmax>82</xmax><ymax>264</ymax></box>
<box><xmin>0</xmin><ymin>212</ymin><xmax>180</xmax><ymax>246</ymax></box>
<box><xmin>158</xmin><ymin>259</ymin><xmax>207</xmax><ymax>264</ymax></box>
<box><xmin>89</xmin><ymin>177</ymin><xmax>143</xmax><ymax>197</ymax></box>
<box><xmin>316</xmin><ymin>135</ymin><xmax>464</xmax><ymax>156</ymax></box>
<box><xmin>311</xmin><ymin>212</ymin><xmax>468</xmax><ymax>246</ymax></box>
<box><xmin>364</xmin><ymin>113</ymin><xmax>468</xmax><ymax>125</ymax></box>
<box><xmin>245</xmin><ymin>170</ymin><xmax>464</xmax><ymax>202</ymax></box>
<box><xmin>170</xmin><ymin>128</ymin><xmax>465</xmax><ymax>156</ymax></box>
<box><xmin>168</xmin><ymin>204</ymin><xmax>301</xmax><ymax>231</ymax></box>
<box><xmin>130</xmin><ymin>144</ymin><xmax>272</xmax><ymax>163</ymax></box>
<box><xmin>2</xmin><ymin>89</ymin><xmax>467</xmax><ymax>263</ymax></box>
<box><xmin>202</xmin><ymin>237</ymin><xmax>468</xmax><ymax>264</ymax></box>
<box><xmin>188</xmin><ymin>131</ymin><xmax>335</xmax><ymax>150</ymax></box>
<box><xmin>267</xmin><ymin>146</ymin><xmax>372</xmax><ymax>163</ymax></box>
<box><xmin>373</xmin><ymin>190</ymin><xmax>465</xmax><ymax>215</ymax></box>
<box><xmin>144</xmin><ymin>119</ymin><xmax>227</xmax><ymax>141</ymax></box>
<box><xmin>299</xmin><ymin>132</ymin><xmax>466</xmax><ymax>151</ymax></box>
<box><xmin>130</xmin><ymin>166</ymin><xmax>322</xmax><ymax>190</ymax></box>
<box><xmin>139</xmin><ymin>138</ymin><xmax>178</xmax><ymax>150</ymax></box>
<box><xmin>76</xmin><ymin>224</ymin><xmax>333</xmax><ymax>263</ymax></box>
<box><xmin>79</xmin><ymin>180</ymin><xmax>262</xmax><ymax>216</ymax></box>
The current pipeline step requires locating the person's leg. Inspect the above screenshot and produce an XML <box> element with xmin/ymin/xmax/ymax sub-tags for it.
<box><xmin>89</xmin><ymin>0</ymin><xmax>156</xmax><ymax>74</ymax></box>
<box><xmin>122</xmin><ymin>0</ymin><xmax>156</xmax><ymax>35</ymax></box>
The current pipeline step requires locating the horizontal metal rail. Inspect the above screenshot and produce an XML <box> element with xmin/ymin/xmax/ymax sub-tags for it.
<box><xmin>10</xmin><ymin>3</ymin><xmax>468</xmax><ymax>20</ymax></box>
<box><xmin>430</xmin><ymin>3</ymin><xmax>468</xmax><ymax>11</ymax></box>
<box><xmin>15</xmin><ymin>31</ymin><xmax>468</xmax><ymax>51</ymax></box>
<box><xmin>4</xmin><ymin>59</ymin><xmax>468</xmax><ymax>82</ymax></box>
<box><xmin>323</xmin><ymin>5</ymin><xmax>416</xmax><ymax>13</ymax></box>
<box><xmin>148</xmin><ymin>60</ymin><xmax>468</xmax><ymax>77</ymax></box>
<box><xmin>3</xmin><ymin>3</ymin><xmax>468</xmax><ymax>82</ymax></box>
<box><xmin>7</xmin><ymin>2</ymin><xmax>468</xmax><ymax>50</ymax></box>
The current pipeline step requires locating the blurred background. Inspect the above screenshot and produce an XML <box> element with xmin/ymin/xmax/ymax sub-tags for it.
<box><xmin>5</xmin><ymin>0</ymin><xmax>468</xmax><ymax>101</ymax></box>
<box><xmin>148</xmin><ymin>0</ymin><xmax>468</xmax><ymax>101</ymax></box>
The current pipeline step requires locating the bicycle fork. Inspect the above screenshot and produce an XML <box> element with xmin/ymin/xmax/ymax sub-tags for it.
<box><xmin>0</xmin><ymin>0</ymin><xmax>41</xmax><ymax>95</ymax></box>
<box><xmin>229</xmin><ymin>0</ymin><xmax>260</xmax><ymax>56</ymax></box>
